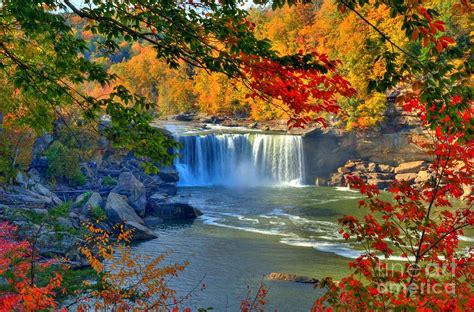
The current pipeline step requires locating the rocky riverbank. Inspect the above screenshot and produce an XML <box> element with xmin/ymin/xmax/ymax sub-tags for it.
<box><xmin>0</xmin><ymin>131</ymin><xmax>201</xmax><ymax>268</ymax></box>
<box><xmin>167</xmin><ymin>112</ymin><xmax>318</xmax><ymax>135</ymax></box>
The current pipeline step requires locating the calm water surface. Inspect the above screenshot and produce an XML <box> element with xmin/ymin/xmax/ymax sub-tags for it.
<box><xmin>135</xmin><ymin>186</ymin><xmax>366</xmax><ymax>311</ymax></box>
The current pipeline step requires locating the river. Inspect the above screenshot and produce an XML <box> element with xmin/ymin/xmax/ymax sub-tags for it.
<box><xmin>135</xmin><ymin>123</ymin><xmax>366</xmax><ymax>311</ymax></box>
<box><xmin>136</xmin><ymin>186</ymin><xmax>364</xmax><ymax>311</ymax></box>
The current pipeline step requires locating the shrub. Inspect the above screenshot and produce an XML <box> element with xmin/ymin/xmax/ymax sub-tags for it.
<box><xmin>102</xmin><ymin>175</ymin><xmax>117</xmax><ymax>186</ymax></box>
<box><xmin>44</xmin><ymin>141</ymin><xmax>86</xmax><ymax>186</ymax></box>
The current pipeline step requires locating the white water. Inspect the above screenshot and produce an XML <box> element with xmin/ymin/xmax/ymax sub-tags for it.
<box><xmin>175</xmin><ymin>133</ymin><xmax>305</xmax><ymax>186</ymax></box>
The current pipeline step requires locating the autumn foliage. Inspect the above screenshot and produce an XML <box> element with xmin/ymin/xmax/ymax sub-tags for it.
<box><xmin>0</xmin><ymin>222</ymin><xmax>62</xmax><ymax>311</ymax></box>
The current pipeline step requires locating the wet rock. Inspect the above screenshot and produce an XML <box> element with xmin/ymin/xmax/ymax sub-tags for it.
<box><xmin>105</xmin><ymin>192</ymin><xmax>144</xmax><ymax>225</ymax></box>
<box><xmin>146</xmin><ymin>202</ymin><xmax>202</xmax><ymax>220</ymax></box>
<box><xmin>394</xmin><ymin>161</ymin><xmax>425</xmax><ymax>174</ymax></box>
<box><xmin>266</xmin><ymin>272</ymin><xmax>319</xmax><ymax>284</ymax></box>
<box><xmin>157</xmin><ymin>167</ymin><xmax>179</xmax><ymax>183</ymax></box>
<box><xmin>124</xmin><ymin>221</ymin><xmax>158</xmax><ymax>241</ymax></box>
<box><xmin>112</xmin><ymin>172</ymin><xmax>147</xmax><ymax>217</ymax></box>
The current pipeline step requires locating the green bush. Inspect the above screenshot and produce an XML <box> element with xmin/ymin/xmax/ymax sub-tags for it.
<box><xmin>102</xmin><ymin>175</ymin><xmax>117</xmax><ymax>186</ymax></box>
<box><xmin>44</xmin><ymin>141</ymin><xmax>86</xmax><ymax>186</ymax></box>
<box><xmin>89</xmin><ymin>205</ymin><xmax>107</xmax><ymax>222</ymax></box>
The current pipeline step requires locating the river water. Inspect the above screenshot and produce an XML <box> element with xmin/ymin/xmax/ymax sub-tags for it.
<box><xmin>135</xmin><ymin>122</ymin><xmax>472</xmax><ymax>311</ymax></box>
<box><xmin>135</xmin><ymin>185</ymin><xmax>367</xmax><ymax>311</ymax></box>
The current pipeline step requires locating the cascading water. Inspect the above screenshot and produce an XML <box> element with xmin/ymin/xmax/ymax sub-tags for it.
<box><xmin>175</xmin><ymin>133</ymin><xmax>305</xmax><ymax>186</ymax></box>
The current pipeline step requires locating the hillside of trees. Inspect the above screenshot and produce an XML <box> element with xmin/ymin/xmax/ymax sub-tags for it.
<box><xmin>76</xmin><ymin>0</ymin><xmax>470</xmax><ymax>129</ymax></box>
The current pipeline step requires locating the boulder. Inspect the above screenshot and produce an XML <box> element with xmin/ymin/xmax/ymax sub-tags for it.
<box><xmin>328</xmin><ymin>173</ymin><xmax>345</xmax><ymax>186</ymax></box>
<box><xmin>266</xmin><ymin>272</ymin><xmax>319</xmax><ymax>284</ymax></box>
<box><xmin>5</xmin><ymin>186</ymin><xmax>55</xmax><ymax>208</ymax></box>
<box><xmin>394</xmin><ymin>161</ymin><xmax>425</xmax><ymax>174</ymax></box>
<box><xmin>75</xmin><ymin>192</ymin><xmax>103</xmax><ymax>215</ymax></box>
<box><xmin>124</xmin><ymin>221</ymin><xmax>158</xmax><ymax>241</ymax></box>
<box><xmin>378</xmin><ymin>164</ymin><xmax>395</xmax><ymax>173</ymax></box>
<box><xmin>15</xmin><ymin>172</ymin><xmax>29</xmax><ymax>187</ymax></box>
<box><xmin>105</xmin><ymin>192</ymin><xmax>144</xmax><ymax>225</ymax></box>
<box><xmin>157</xmin><ymin>167</ymin><xmax>179</xmax><ymax>183</ymax></box>
<box><xmin>156</xmin><ymin>182</ymin><xmax>177</xmax><ymax>196</ymax></box>
<box><xmin>112</xmin><ymin>172</ymin><xmax>147</xmax><ymax>217</ymax></box>
<box><xmin>355</xmin><ymin>161</ymin><xmax>369</xmax><ymax>172</ymax></box>
<box><xmin>415</xmin><ymin>170</ymin><xmax>432</xmax><ymax>184</ymax></box>
<box><xmin>395</xmin><ymin>173</ymin><xmax>418</xmax><ymax>183</ymax></box>
<box><xmin>367</xmin><ymin>179</ymin><xmax>392</xmax><ymax>190</ymax></box>
<box><xmin>30</xmin><ymin>183</ymin><xmax>62</xmax><ymax>206</ymax></box>
<box><xmin>368</xmin><ymin>162</ymin><xmax>378</xmax><ymax>172</ymax></box>
<box><xmin>149</xmin><ymin>193</ymin><xmax>167</xmax><ymax>202</ymax></box>
<box><xmin>337</xmin><ymin>167</ymin><xmax>350</xmax><ymax>174</ymax></box>
<box><xmin>366</xmin><ymin>172</ymin><xmax>394</xmax><ymax>180</ymax></box>
<box><xmin>146</xmin><ymin>202</ymin><xmax>202</xmax><ymax>220</ymax></box>
<box><xmin>32</xmin><ymin>134</ymin><xmax>53</xmax><ymax>161</ymax></box>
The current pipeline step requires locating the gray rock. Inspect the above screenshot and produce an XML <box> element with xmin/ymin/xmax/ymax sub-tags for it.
<box><xmin>30</xmin><ymin>183</ymin><xmax>63</xmax><ymax>206</ymax></box>
<box><xmin>57</xmin><ymin>217</ymin><xmax>74</xmax><ymax>229</ymax></box>
<box><xmin>27</xmin><ymin>168</ymin><xmax>41</xmax><ymax>183</ymax></box>
<box><xmin>6</xmin><ymin>186</ymin><xmax>54</xmax><ymax>207</ymax></box>
<box><xmin>32</xmin><ymin>134</ymin><xmax>53</xmax><ymax>160</ymax></box>
<box><xmin>146</xmin><ymin>202</ymin><xmax>202</xmax><ymax>220</ymax></box>
<box><xmin>76</xmin><ymin>192</ymin><xmax>103</xmax><ymax>215</ymax></box>
<box><xmin>112</xmin><ymin>172</ymin><xmax>147</xmax><ymax>217</ymax></box>
<box><xmin>124</xmin><ymin>221</ymin><xmax>158</xmax><ymax>241</ymax></box>
<box><xmin>15</xmin><ymin>172</ymin><xmax>29</xmax><ymax>187</ymax></box>
<box><xmin>157</xmin><ymin>167</ymin><xmax>179</xmax><ymax>183</ymax></box>
<box><xmin>105</xmin><ymin>192</ymin><xmax>144</xmax><ymax>225</ymax></box>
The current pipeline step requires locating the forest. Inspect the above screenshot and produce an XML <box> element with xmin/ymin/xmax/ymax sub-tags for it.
<box><xmin>77</xmin><ymin>0</ymin><xmax>471</xmax><ymax>128</ymax></box>
<box><xmin>0</xmin><ymin>0</ymin><xmax>472</xmax><ymax>311</ymax></box>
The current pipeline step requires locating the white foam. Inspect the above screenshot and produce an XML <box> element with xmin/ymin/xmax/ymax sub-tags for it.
<box><xmin>459</xmin><ymin>236</ymin><xmax>474</xmax><ymax>242</ymax></box>
<box><xmin>335</xmin><ymin>186</ymin><xmax>359</xmax><ymax>193</ymax></box>
<box><xmin>221</xmin><ymin>213</ymin><xmax>260</xmax><ymax>223</ymax></box>
<box><xmin>200</xmin><ymin>215</ymin><xmax>291</xmax><ymax>236</ymax></box>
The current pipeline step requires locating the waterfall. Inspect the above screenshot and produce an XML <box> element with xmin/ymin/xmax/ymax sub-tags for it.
<box><xmin>175</xmin><ymin>133</ymin><xmax>305</xmax><ymax>186</ymax></box>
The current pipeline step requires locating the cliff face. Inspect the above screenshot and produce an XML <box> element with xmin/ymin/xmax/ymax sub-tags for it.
<box><xmin>302</xmin><ymin>95</ymin><xmax>431</xmax><ymax>184</ymax></box>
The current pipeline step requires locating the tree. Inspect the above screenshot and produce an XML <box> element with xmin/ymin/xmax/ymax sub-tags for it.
<box><xmin>1</xmin><ymin>0</ymin><xmax>351</xmax><ymax>173</ymax></box>
<box><xmin>312</xmin><ymin>0</ymin><xmax>473</xmax><ymax>310</ymax></box>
